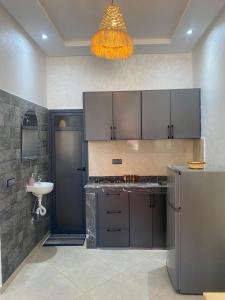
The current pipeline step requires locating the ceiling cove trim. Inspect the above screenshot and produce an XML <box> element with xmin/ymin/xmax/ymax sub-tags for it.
<box><xmin>64</xmin><ymin>38</ymin><xmax>172</xmax><ymax>48</ymax></box>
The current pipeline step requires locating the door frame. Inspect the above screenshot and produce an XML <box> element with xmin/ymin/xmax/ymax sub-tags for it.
<box><xmin>48</xmin><ymin>109</ymin><xmax>88</xmax><ymax>234</ymax></box>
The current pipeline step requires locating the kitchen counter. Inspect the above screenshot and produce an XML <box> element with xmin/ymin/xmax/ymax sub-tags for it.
<box><xmin>84</xmin><ymin>182</ymin><xmax>167</xmax><ymax>190</ymax></box>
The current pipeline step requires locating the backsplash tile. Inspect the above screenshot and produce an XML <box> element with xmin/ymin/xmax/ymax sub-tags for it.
<box><xmin>88</xmin><ymin>140</ymin><xmax>201</xmax><ymax>176</ymax></box>
<box><xmin>0</xmin><ymin>89</ymin><xmax>48</xmax><ymax>284</ymax></box>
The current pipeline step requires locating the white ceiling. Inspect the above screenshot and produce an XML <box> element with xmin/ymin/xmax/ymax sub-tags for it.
<box><xmin>1</xmin><ymin>0</ymin><xmax>225</xmax><ymax>56</ymax></box>
<box><xmin>39</xmin><ymin>0</ymin><xmax>188</xmax><ymax>40</ymax></box>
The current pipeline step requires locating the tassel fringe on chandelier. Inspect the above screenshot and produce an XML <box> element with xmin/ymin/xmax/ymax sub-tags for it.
<box><xmin>91</xmin><ymin>0</ymin><xmax>133</xmax><ymax>60</ymax></box>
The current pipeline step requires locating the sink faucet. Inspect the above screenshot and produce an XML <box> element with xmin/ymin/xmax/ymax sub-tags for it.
<box><xmin>37</xmin><ymin>175</ymin><xmax>42</xmax><ymax>183</ymax></box>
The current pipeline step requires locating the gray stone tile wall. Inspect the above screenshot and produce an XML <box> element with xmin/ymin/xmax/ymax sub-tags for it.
<box><xmin>0</xmin><ymin>89</ymin><xmax>49</xmax><ymax>284</ymax></box>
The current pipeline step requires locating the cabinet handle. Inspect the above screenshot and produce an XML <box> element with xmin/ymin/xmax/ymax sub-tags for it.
<box><xmin>106</xmin><ymin>228</ymin><xmax>121</xmax><ymax>232</ymax></box>
<box><xmin>105</xmin><ymin>193</ymin><xmax>120</xmax><ymax>196</ymax></box>
<box><xmin>167</xmin><ymin>125</ymin><xmax>170</xmax><ymax>139</ymax></box>
<box><xmin>106</xmin><ymin>210</ymin><xmax>121</xmax><ymax>214</ymax></box>
<box><xmin>171</xmin><ymin>125</ymin><xmax>174</xmax><ymax>139</ymax></box>
<box><xmin>76</xmin><ymin>167</ymin><xmax>86</xmax><ymax>171</ymax></box>
<box><xmin>110</xmin><ymin>126</ymin><xmax>113</xmax><ymax>140</ymax></box>
<box><xmin>113</xmin><ymin>126</ymin><xmax>116</xmax><ymax>140</ymax></box>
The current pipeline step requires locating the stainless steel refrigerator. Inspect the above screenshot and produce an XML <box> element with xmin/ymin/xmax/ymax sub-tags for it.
<box><xmin>167</xmin><ymin>165</ymin><xmax>225</xmax><ymax>294</ymax></box>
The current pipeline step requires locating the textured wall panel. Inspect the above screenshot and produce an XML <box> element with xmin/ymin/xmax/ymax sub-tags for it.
<box><xmin>0</xmin><ymin>89</ymin><xmax>49</xmax><ymax>284</ymax></box>
<box><xmin>47</xmin><ymin>53</ymin><xmax>193</xmax><ymax>109</ymax></box>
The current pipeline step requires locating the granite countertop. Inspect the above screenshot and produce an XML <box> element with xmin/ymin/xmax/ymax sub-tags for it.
<box><xmin>84</xmin><ymin>182</ymin><xmax>167</xmax><ymax>189</ymax></box>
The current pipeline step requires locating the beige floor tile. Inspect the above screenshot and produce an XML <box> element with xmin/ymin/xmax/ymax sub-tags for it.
<box><xmin>74</xmin><ymin>294</ymin><xmax>92</xmax><ymax>300</ymax></box>
<box><xmin>30</xmin><ymin>246</ymin><xmax>96</xmax><ymax>276</ymax></box>
<box><xmin>65</xmin><ymin>257</ymin><xmax>119</xmax><ymax>292</ymax></box>
<box><xmin>141</xmin><ymin>250</ymin><xmax>167</xmax><ymax>264</ymax></box>
<box><xmin>0</xmin><ymin>295</ymin><xmax>22</xmax><ymax>300</ymax></box>
<box><xmin>91</xmin><ymin>249</ymin><xmax>146</xmax><ymax>272</ymax></box>
<box><xmin>150</xmin><ymin>289</ymin><xmax>202</xmax><ymax>300</ymax></box>
<box><xmin>1</xmin><ymin>246</ymin><xmax>203</xmax><ymax>300</ymax></box>
<box><xmin>87</xmin><ymin>273</ymin><xmax>149</xmax><ymax>300</ymax></box>
<box><xmin>121</xmin><ymin>258</ymin><xmax>167</xmax><ymax>296</ymax></box>
<box><xmin>0</xmin><ymin>290</ymin><xmax>22</xmax><ymax>300</ymax></box>
<box><xmin>8</xmin><ymin>261</ymin><xmax>83</xmax><ymax>300</ymax></box>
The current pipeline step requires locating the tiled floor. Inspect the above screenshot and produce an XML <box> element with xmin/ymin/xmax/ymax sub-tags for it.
<box><xmin>1</xmin><ymin>245</ymin><xmax>202</xmax><ymax>300</ymax></box>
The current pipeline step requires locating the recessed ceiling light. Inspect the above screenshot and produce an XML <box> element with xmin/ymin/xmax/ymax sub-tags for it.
<box><xmin>186</xmin><ymin>29</ymin><xmax>193</xmax><ymax>35</ymax></box>
<box><xmin>42</xmin><ymin>34</ymin><xmax>48</xmax><ymax>40</ymax></box>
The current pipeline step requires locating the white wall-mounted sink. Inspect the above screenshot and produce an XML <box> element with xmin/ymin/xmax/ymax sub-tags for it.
<box><xmin>27</xmin><ymin>182</ymin><xmax>54</xmax><ymax>196</ymax></box>
<box><xmin>26</xmin><ymin>182</ymin><xmax>54</xmax><ymax>216</ymax></box>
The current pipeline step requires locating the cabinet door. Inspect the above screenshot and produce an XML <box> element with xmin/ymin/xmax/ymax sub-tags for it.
<box><xmin>171</xmin><ymin>89</ymin><xmax>201</xmax><ymax>139</ymax></box>
<box><xmin>113</xmin><ymin>91</ymin><xmax>141</xmax><ymax>140</ymax></box>
<box><xmin>152</xmin><ymin>193</ymin><xmax>166</xmax><ymax>248</ymax></box>
<box><xmin>84</xmin><ymin>92</ymin><xmax>113</xmax><ymax>140</ymax></box>
<box><xmin>98</xmin><ymin>191</ymin><xmax>129</xmax><ymax>247</ymax></box>
<box><xmin>142</xmin><ymin>90</ymin><xmax>171</xmax><ymax>139</ymax></box>
<box><xmin>130</xmin><ymin>193</ymin><xmax>153</xmax><ymax>248</ymax></box>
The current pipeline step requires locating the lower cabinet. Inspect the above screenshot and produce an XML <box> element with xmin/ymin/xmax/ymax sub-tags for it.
<box><xmin>97</xmin><ymin>190</ymin><xmax>166</xmax><ymax>248</ymax></box>
<box><xmin>97</xmin><ymin>191</ymin><xmax>129</xmax><ymax>247</ymax></box>
<box><xmin>130</xmin><ymin>193</ymin><xmax>153</xmax><ymax>247</ymax></box>
<box><xmin>152</xmin><ymin>193</ymin><xmax>166</xmax><ymax>248</ymax></box>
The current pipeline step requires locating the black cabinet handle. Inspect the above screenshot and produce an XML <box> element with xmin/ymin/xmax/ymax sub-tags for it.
<box><xmin>168</xmin><ymin>125</ymin><xmax>170</xmax><ymax>139</ymax></box>
<box><xmin>76</xmin><ymin>167</ymin><xmax>86</xmax><ymax>171</ymax></box>
<box><xmin>105</xmin><ymin>193</ymin><xmax>120</xmax><ymax>196</ymax></box>
<box><xmin>106</xmin><ymin>228</ymin><xmax>121</xmax><ymax>232</ymax></box>
<box><xmin>171</xmin><ymin>125</ymin><xmax>174</xmax><ymax>139</ymax></box>
<box><xmin>110</xmin><ymin>126</ymin><xmax>113</xmax><ymax>140</ymax></box>
<box><xmin>106</xmin><ymin>210</ymin><xmax>121</xmax><ymax>214</ymax></box>
<box><xmin>113</xmin><ymin>126</ymin><xmax>116</xmax><ymax>140</ymax></box>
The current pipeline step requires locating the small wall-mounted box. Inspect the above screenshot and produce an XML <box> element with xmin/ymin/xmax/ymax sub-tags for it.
<box><xmin>7</xmin><ymin>178</ymin><xmax>16</xmax><ymax>187</ymax></box>
<box><xmin>112</xmin><ymin>159</ymin><xmax>123</xmax><ymax>165</ymax></box>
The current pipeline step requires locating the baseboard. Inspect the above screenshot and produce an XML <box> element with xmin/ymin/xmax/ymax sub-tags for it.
<box><xmin>0</xmin><ymin>232</ymin><xmax>50</xmax><ymax>294</ymax></box>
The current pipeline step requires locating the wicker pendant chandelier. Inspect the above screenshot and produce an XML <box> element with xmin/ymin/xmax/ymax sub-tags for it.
<box><xmin>91</xmin><ymin>0</ymin><xmax>133</xmax><ymax>60</ymax></box>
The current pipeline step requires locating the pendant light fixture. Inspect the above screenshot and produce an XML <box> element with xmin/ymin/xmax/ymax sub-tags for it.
<box><xmin>91</xmin><ymin>0</ymin><xmax>133</xmax><ymax>60</ymax></box>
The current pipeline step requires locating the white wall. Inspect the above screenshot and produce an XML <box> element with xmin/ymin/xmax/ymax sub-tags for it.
<box><xmin>47</xmin><ymin>53</ymin><xmax>193</xmax><ymax>109</ymax></box>
<box><xmin>0</xmin><ymin>4</ymin><xmax>46</xmax><ymax>106</ymax></box>
<box><xmin>193</xmin><ymin>7</ymin><xmax>225</xmax><ymax>167</ymax></box>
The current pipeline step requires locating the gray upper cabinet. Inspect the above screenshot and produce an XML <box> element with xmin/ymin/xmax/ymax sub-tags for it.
<box><xmin>113</xmin><ymin>91</ymin><xmax>141</xmax><ymax>140</ymax></box>
<box><xmin>84</xmin><ymin>92</ymin><xmax>113</xmax><ymax>140</ymax></box>
<box><xmin>171</xmin><ymin>89</ymin><xmax>201</xmax><ymax>139</ymax></box>
<box><xmin>142</xmin><ymin>90</ymin><xmax>171</xmax><ymax>139</ymax></box>
<box><xmin>83</xmin><ymin>89</ymin><xmax>201</xmax><ymax>141</ymax></box>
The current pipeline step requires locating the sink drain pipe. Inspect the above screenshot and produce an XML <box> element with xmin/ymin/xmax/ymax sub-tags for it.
<box><xmin>36</xmin><ymin>196</ymin><xmax>47</xmax><ymax>216</ymax></box>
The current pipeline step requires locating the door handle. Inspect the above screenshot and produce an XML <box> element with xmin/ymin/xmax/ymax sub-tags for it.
<box><xmin>76</xmin><ymin>167</ymin><xmax>86</xmax><ymax>171</ymax></box>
